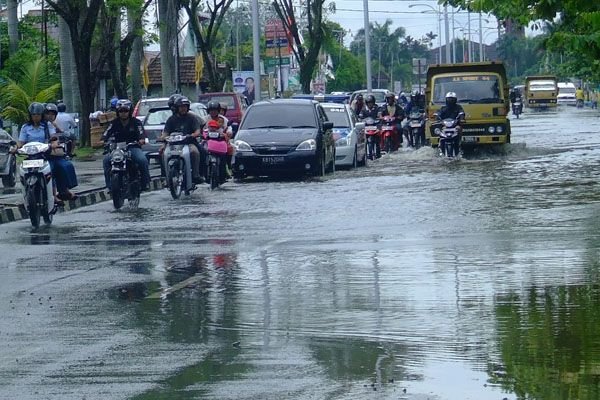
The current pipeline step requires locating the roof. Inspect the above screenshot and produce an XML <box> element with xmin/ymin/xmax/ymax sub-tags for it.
<box><xmin>147</xmin><ymin>56</ymin><xmax>200</xmax><ymax>85</ymax></box>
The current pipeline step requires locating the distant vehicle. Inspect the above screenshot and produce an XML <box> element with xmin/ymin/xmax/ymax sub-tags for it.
<box><xmin>525</xmin><ymin>75</ymin><xmax>558</xmax><ymax>109</ymax></box>
<box><xmin>197</xmin><ymin>92</ymin><xmax>248</xmax><ymax>128</ymax></box>
<box><xmin>349</xmin><ymin>89</ymin><xmax>395</xmax><ymax>107</ymax></box>
<box><xmin>133</xmin><ymin>97</ymin><xmax>170</xmax><ymax>122</ymax></box>
<box><xmin>321</xmin><ymin>103</ymin><xmax>367</xmax><ymax>168</ymax></box>
<box><xmin>233</xmin><ymin>99</ymin><xmax>336</xmax><ymax>179</ymax></box>
<box><xmin>292</xmin><ymin>93</ymin><xmax>350</xmax><ymax>104</ymax></box>
<box><xmin>557</xmin><ymin>82</ymin><xmax>577</xmax><ymax>106</ymax></box>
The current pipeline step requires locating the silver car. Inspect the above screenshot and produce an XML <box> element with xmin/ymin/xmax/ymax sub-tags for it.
<box><xmin>321</xmin><ymin>103</ymin><xmax>367</xmax><ymax>168</ymax></box>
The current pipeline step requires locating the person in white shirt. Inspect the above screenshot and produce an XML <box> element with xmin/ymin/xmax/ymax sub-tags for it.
<box><xmin>54</xmin><ymin>102</ymin><xmax>77</xmax><ymax>138</ymax></box>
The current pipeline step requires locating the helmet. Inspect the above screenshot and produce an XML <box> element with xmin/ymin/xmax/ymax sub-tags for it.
<box><xmin>44</xmin><ymin>103</ymin><xmax>58</xmax><ymax>114</ymax></box>
<box><xmin>28</xmin><ymin>102</ymin><xmax>45</xmax><ymax>115</ymax></box>
<box><xmin>385</xmin><ymin>92</ymin><xmax>395</xmax><ymax>99</ymax></box>
<box><xmin>365</xmin><ymin>95</ymin><xmax>376</xmax><ymax>104</ymax></box>
<box><xmin>356</xmin><ymin>94</ymin><xmax>364</xmax><ymax>101</ymax></box>
<box><xmin>207</xmin><ymin>100</ymin><xmax>221</xmax><ymax>112</ymax></box>
<box><xmin>57</xmin><ymin>102</ymin><xmax>67</xmax><ymax>112</ymax></box>
<box><xmin>110</xmin><ymin>97</ymin><xmax>119</xmax><ymax>108</ymax></box>
<box><xmin>168</xmin><ymin>93</ymin><xmax>182</xmax><ymax>111</ymax></box>
<box><xmin>208</xmin><ymin>119</ymin><xmax>220</xmax><ymax>129</ymax></box>
<box><xmin>115</xmin><ymin>99</ymin><xmax>132</xmax><ymax>112</ymax></box>
<box><xmin>412</xmin><ymin>89</ymin><xmax>420</xmax><ymax>97</ymax></box>
<box><xmin>445</xmin><ymin>91</ymin><xmax>457</xmax><ymax>106</ymax></box>
<box><xmin>174</xmin><ymin>96</ymin><xmax>191</xmax><ymax>109</ymax></box>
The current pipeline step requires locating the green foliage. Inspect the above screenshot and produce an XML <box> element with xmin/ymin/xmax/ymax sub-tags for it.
<box><xmin>0</xmin><ymin>58</ymin><xmax>61</xmax><ymax>126</ymax></box>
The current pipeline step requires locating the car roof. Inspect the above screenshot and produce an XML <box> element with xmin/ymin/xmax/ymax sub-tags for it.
<box><xmin>251</xmin><ymin>99</ymin><xmax>319</xmax><ymax>106</ymax></box>
<box><xmin>320</xmin><ymin>102</ymin><xmax>349</xmax><ymax>109</ymax></box>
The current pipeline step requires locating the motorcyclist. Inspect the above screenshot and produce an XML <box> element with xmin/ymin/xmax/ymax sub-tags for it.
<box><xmin>161</xmin><ymin>96</ymin><xmax>204</xmax><ymax>184</ymax></box>
<box><xmin>359</xmin><ymin>95</ymin><xmax>379</xmax><ymax>120</ymax></box>
<box><xmin>350</xmin><ymin>94</ymin><xmax>365</xmax><ymax>116</ymax></box>
<box><xmin>405</xmin><ymin>90</ymin><xmax>425</xmax><ymax>115</ymax></box>
<box><xmin>576</xmin><ymin>86</ymin><xmax>585</xmax><ymax>107</ymax></box>
<box><xmin>379</xmin><ymin>92</ymin><xmax>405</xmax><ymax>146</ymax></box>
<box><xmin>18</xmin><ymin>102</ymin><xmax>79</xmax><ymax>201</ymax></box>
<box><xmin>55</xmin><ymin>102</ymin><xmax>78</xmax><ymax>139</ymax></box>
<box><xmin>434</xmin><ymin>92</ymin><xmax>465</xmax><ymax>148</ymax></box>
<box><xmin>102</xmin><ymin>99</ymin><xmax>151</xmax><ymax>191</ymax></box>
<box><xmin>397</xmin><ymin>92</ymin><xmax>408</xmax><ymax>108</ymax></box>
<box><xmin>205</xmin><ymin>100</ymin><xmax>232</xmax><ymax>181</ymax></box>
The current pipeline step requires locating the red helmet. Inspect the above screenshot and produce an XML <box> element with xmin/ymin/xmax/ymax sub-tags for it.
<box><xmin>208</xmin><ymin>119</ymin><xmax>220</xmax><ymax>129</ymax></box>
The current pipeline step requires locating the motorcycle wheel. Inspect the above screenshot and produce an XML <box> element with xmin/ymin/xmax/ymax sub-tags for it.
<box><xmin>129</xmin><ymin>177</ymin><xmax>140</xmax><ymax>209</ymax></box>
<box><xmin>168</xmin><ymin>161</ymin><xmax>183</xmax><ymax>199</ymax></box>
<box><xmin>42</xmin><ymin>181</ymin><xmax>53</xmax><ymax>225</ymax></box>
<box><xmin>385</xmin><ymin>136</ymin><xmax>393</xmax><ymax>153</ymax></box>
<box><xmin>1</xmin><ymin>159</ymin><xmax>16</xmax><ymax>187</ymax></box>
<box><xmin>110</xmin><ymin>172</ymin><xmax>124</xmax><ymax>210</ymax></box>
<box><xmin>209</xmin><ymin>161</ymin><xmax>219</xmax><ymax>190</ymax></box>
<box><xmin>26</xmin><ymin>184</ymin><xmax>41</xmax><ymax>229</ymax></box>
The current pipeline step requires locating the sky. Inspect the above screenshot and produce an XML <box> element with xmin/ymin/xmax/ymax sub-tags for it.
<box><xmin>325</xmin><ymin>0</ymin><xmax>501</xmax><ymax>47</ymax></box>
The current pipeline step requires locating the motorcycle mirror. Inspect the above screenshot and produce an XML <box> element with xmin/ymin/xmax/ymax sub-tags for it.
<box><xmin>323</xmin><ymin>121</ymin><xmax>334</xmax><ymax>131</ymax></box>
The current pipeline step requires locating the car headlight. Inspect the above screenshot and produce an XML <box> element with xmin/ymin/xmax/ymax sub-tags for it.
<box><xmin>234</xmin><ymin>140</ymin><xmax>252</xmax><ymax>152</ymax></box>
<box><xmin>496</xmin><ymin>126</ymin><xmax>504</xmax><ymax>133</ymax></box>
<box><xmin>488</xmin><ymin>126</ymin><xmax>496</xmax><ymax>133</ymax></box>
<box><xmin>296</xmin><ymin>139</ymin><xmax>317</xmax><ymax>151</ymax></box>
<box><xmin>335</xmin><ymin>137</ymin><xmax>350</xmax><ymax>147</ymax></box>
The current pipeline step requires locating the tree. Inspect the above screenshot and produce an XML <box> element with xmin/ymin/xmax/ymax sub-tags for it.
<box><xmin>0</xmin><ymin>58</ymin><xmax>61</xmax><ymax>126</ymax></box>
<box><xmin>272</xmin><ymin>0</ymin><xmax>330</xmax><ymax>93</ymax></box>
<box><xmin>7</xmin><ymin>0</ymin><xmax>17</xmax><ymax>55</ymax></box>
<box><xmin>182</xmin><ymin>0</ymin><xmax>235</xmax><ymax>92</ymax></box>
<box><xmin>57</xmin><ymin>16</ymin><xmax>78</xmax><ymax>112</ymax></box>
<box><xmin>45</xmin><ymin>0</ymin><xmax>104</xmax><ymax>147</ymax></box>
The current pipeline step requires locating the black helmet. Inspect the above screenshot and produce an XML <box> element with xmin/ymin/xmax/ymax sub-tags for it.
<box><xmin>174</xmin><ymin>96</ymin><xmax>191</xmax><ymax>109</ymax></box>
<box><xmin>445</xmin><ymin>91</ymin><xmax>457</xmax><ymax>106</ymax></box>
<box><xmin>356</xmin><ymin>94</ymin><xmax>364</xmax><ymax>101</ymax></box>
<box><xmin>44</xmin><ymin>103</ymin><xmax>58</xmax><ymax>114</ymax></box>
<box><xmin>116</xmin><ymin>99</ymin><xmax>132</xmax><ymax>112</ymax></box>
<box><xmin>365</xmin><ymin>94</ymin><xmax>376</xmax><ymax>104</ymax></box>
<box><xmin>385</xmin><ymin>92</ymin><xmax>395</xmax><ymax>99</ymax></box>
<box><xmin>28</xmin><ymin>102</ymin><xmax>45</xmax><ymax>115</ymax></box>
<box><xmin>168</xmin><ymin>93</ymin><xmax>182</xmax><ymax>111</ymax></box>
<box><xmin>57</xmin><ymin>102</ymin><xmax>67</xmax><ymax>112</ymax></box>
<box><xmin>207</xmin><ymin>100</ymin><xmax>221</xmax><ymax>112</ymax></box>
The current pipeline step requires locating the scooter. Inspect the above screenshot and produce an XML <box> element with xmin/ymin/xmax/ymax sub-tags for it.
<box><xmin>0</xmin><ymin>136</ymin><xmax>17</xmax><ymax>187</ymax></box>
<box><xmin>203</xmin><ymin>129</ymin><xmax>229</xmax><ymax>190</ymax></box>
<box><xmin>380</xmin><ymin>115</ymin><xmax>399</xmax><ymax>153</ymax></box>
<box><xmin>512</xmin><ymin>98</ymin><xmax>523</xmax><ymax>118</ymax></box>
<box><xmin>407</xmin><ymin>111</ymin><xmax>426</xmax><ymax>149</ymax></box>
<box><xmin>107</xmin><ymin>140</ymin><xmax>142</xmax><ymax>210</ymax></box>
<box><xmin>363</xmin><ymin>117</ymin><xmax>381</xmax><ymax>160</ymax></box>
<box><xmin>162</xmin><ymin>132</ymin><xmax>197</xmax><ymax>199</ymax></box>
<box><xmin>18</xmin><ymin>142</ymin><xmax>57</xmax><ymax>228</ymax></box>
<box><xmin>433</xmin><ymin>112</ymin><xmax>465</xmax><ymax>158</ymax></box>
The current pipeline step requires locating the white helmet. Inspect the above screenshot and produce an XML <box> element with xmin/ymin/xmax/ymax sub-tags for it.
<box><xmin>445</xmin><ymin>91</ymin><xmax>457</xmax><ymax>99</ymax></box>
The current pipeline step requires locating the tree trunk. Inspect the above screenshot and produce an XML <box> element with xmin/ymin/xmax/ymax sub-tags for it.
<box><xmin>7</xmin><ymin>0</ymin><xmax>18</xmax><ymax>55</ymax></box>
<box><xmin>158</xmin><ymin>0</ymin><xmax>177</xmax><ymax>95</ymax></box>
<box><xmin>128</xmin><ymin>9</ymin><xmax>143</xmax><ymax>103</ymax></box>
<box><xmin>58</xmin><ymin>16</ymin><xmax>74</xmax><ymax>110</ymax></box>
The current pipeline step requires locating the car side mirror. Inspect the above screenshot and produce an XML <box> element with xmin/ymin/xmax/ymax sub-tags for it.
<box><xmin>145</xmin><ymin>137</ymin><xmax>149</xmax><ymax>144</ymax></box>
<box><xmin>323</xmin><ymin>121</ymin><xmax>334</xmax><ymax>131</ymax></box>
<box><xmin>355</xmin><ymin>122</ymin><xmax>365</xmax><ymax>130</ymax></box>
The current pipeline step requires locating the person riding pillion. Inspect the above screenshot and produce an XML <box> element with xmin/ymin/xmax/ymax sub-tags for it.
<box><xmin>161</xmin><ymin>96</ymin><xmax>204</xmax><ymax>184</ymax></box>
<box><xmin>101</xmin><ymin>99</ymin><xmax>151</xmax><ymax>191</ymax></box>
<box><xmin>206</xmin><ymin>100</ymin><xmax>232</xmax><ymax>180</ymax></box>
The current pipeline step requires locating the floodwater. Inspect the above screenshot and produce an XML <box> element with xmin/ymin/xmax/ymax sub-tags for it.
<box><xmin>1</xmin><ymin>106</ymin><xmax>600</xmax><ymax>399</ymax></box>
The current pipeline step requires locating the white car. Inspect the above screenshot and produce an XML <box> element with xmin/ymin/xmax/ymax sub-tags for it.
<box><xmin>321</xmin><ymin>103</ymin><xmax>367</xmax><ymax>168</ymax></box>
<box><xmin>557</xmin><ymin>82</ymin><xmax>577</xmax><ymax>106</ymax></box>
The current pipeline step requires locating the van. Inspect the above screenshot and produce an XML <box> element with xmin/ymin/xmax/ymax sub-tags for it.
<box><xmin>557</xmin><ymin>82</ymin><xmax>577</xmax><ymax>106</ymax></box>
<box><xmin>425</xmin><ymin>61</ymin><xmax>511</xmax><ymax>147</ymax></box>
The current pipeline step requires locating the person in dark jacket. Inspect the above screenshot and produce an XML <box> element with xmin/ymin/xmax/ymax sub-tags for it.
<box><xmin>435</xmin><ymin>91</ymin><xmax>465</xmax><ymax>120</ymax></box>
<box><xmin>379</xmin><ymin>92</ymin><xmax>405</xmax><ymax>145</ymax></box>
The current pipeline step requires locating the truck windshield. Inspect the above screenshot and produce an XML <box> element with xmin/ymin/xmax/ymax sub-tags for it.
<box><xmin>529</xmin><ymin>81</ymin><xmax>557</xmax><ymax>91</ymax></box>
<box><xmin>432</xmin><ymin>75</ymin><xmax>502</xmax><ymax>104</ymax></box>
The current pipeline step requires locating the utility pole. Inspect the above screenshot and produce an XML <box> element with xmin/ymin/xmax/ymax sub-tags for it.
<box><xmin>363</xmin><ymin>0</ymin><xmax>372</xmax><ymax>92</ymax></box>
<box><xmin>252</xmin><ymin>0</ymin><xmax>261</xmax><ymax>101</ymax></box>
<box><xmin>444</xmin><ymin>5</ymin><xmax>450</xmax><ymax>63</ymax></box>
<box><xmin>236</xmin><ymin>0</ymin><xmax>240</xmax><ymax>71</ymax></box>
<box><xmin>377</xmin><ymin>43</ymin><xmax>382</xmax><ymax>89</ymax></box>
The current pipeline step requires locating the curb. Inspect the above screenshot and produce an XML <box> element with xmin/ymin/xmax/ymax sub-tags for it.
<box><xmin>0</xmin><ymin>177</ymin><xmax>164</xmax><ymax>225</ymax></box>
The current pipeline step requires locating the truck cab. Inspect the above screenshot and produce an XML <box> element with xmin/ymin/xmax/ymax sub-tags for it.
<box><xmin>425</xmin><ymin>62</ymin><xmax>511</xmax><ymax>147</ymax></box>
<box><xmin>524</xmin><ymin>75</ymin><xmax>558</xmax><ymax>109</ymax></box>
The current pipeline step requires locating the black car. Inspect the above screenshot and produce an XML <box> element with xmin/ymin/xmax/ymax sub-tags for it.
<box><xmin>233</xmin><ymin>99</ymin><xmax>335</xmax><ymax>179</ymax></box>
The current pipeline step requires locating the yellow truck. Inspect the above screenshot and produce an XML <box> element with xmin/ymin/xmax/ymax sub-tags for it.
<box><xmin>425</xmin><ymin>62</ymin><xmax>511</xmax><ymax>147</ymax></box>
<box><xmin>524</xmin><ymin>75</ymin><xmax>558</xmax><ymax>109</ymax></box>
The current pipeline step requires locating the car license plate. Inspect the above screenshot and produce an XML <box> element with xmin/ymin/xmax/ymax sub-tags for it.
<box><xmin>463</xmin><ymin>136</ymin><xmax>477</xmax><ymax>143</ymax></box>
<box><xmin>262</xmin><ymin>156</ymin><xmax>284</xmax><ymax>164</ymax></box>
<box><xmin>22</xmin><ymin>159</ymin><xmax>44</xmax><ymax>168</ymax></box>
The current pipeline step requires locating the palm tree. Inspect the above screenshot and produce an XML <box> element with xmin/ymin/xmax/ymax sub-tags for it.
<box><xmin>0</xmin><ymin>58</ymin><xmax>61</xmax><ymax>127</ymax></box>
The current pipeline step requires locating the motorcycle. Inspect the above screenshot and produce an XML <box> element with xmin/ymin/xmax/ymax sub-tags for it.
<box><xmin>407</xmin><ymin>111</ymin><xmax>426</xmax><ymax>149</ymax></box>
<box><xmin>162</xmin><ymin>132</ymin><xmax>197</xmax><ymax>199</ymax></box>
<box><xmin>0</xmin><ymin>136</ymin><xmax>17</xmax><ymax>187</ymax></box>
<box><xmin>17</xmin><ymin>142</ymin><xmax>58</xmax><ymax>228</ymax></box>
<box><xmin>363</xmin><ymin>117</ymin><xmax>381</xmax><ymax>160</ymax></box>
<box><xmin>433</xmin><ymin>112</ymin><xmax>465</xmax><ymax>158</ymax></box>
<box><xmin>106</xmin><ymin>140</ymin><xmax>142</xmax><ymax>210</ymax></box>
<box><xmin>203</xmin><ymin>129</ymin><xmax>229</xmax><ymax>190</ymax></box>
<box><xmin>576</xmin><ymin>99</ymin><xmax>584</xmax><ymax>109</ymax></box>
<box><xmin>380</xmin><ymin>115</ymin><xmax>399</xmax><ymax>153</ymax></box>
<box><xmin>512</xmin><ymin>98</ymin><xmax>523</xmax><ymax>118</ymax></box>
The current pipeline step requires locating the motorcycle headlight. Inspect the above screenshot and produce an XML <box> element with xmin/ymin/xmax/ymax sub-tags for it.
<box><xmin>296</xmin><ymin>139</ymin><xmax>317</xmax><ymax>151</ymax></box>
<box><xmin>434</xmin><ymin>128</ymin><xmax>442</xmax><ymax>135</ymax></box>
<box><xmin>335</xmin><ymin>137</ymin><xmax>350</xmax><ymax>147</ymax></box>
<box><xmin>111</xmin><ymin>149</ymin><xmax>125</xmax><ymax>162</ymax></box>
<box><xmin>234</xmin><ymin>140</ymin><xmax>252</xmax><ymax>152</ymax></box>
<box><xmin>488</xmin><ymin>126</ymin><xmax>496</xmax><ymax>134</ymax></box>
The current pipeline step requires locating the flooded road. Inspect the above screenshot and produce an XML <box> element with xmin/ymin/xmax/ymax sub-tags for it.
<box><xmin>2</xmin><ymin>107</ymin><xmax>600</xmax><ymax>399</ymax></box>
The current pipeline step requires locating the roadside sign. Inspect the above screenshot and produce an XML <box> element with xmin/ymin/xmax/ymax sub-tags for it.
<box><xmin>412</xmin><ymin>58</ymin><xmax>427</xmax><ymax>75</ymax></box>
<box><xmin>265</xmin><ymin>57</ymin><xmax>291</xmax><ymax>68</ymax></box>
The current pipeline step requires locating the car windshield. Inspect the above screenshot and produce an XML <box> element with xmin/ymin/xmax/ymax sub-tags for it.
<box><xmin>138</xmin><ymin>100</ymin><xmax>168</xmax><ymax>117</ymax></box>
<box><xmin>433</xmin><ymin>74</ymin><xmax>503</xmax><ymax>104</ymax></box>
<box><xmin>198</xmin><ymin>95</ymin><xmax>238</xmax><ymax>110</ymax></box>
<box><xmin>242</xmin><ymin>104</ymin><xmax>316</xmax><ymax>129</ymax></box>
<box><xmin>559</xmin><ymin>87</ymin><xmax>576</xmax><ymax>95</ymax></box>
<box><xmin>323</xmin><ymin>107</ymin><xmax>350</xmax><ymax>128</ymax></box>
<box><xmin>145</xmin><ymin>109</ymin><xmax>172</xmax><ymax>125</ymax></box>
<box><xmin>529</xmin><ymin>81</ymin><xmax>557</xmax><ymax>91</ymax></box>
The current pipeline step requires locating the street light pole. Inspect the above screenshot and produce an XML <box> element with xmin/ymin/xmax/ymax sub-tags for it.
<box><xmin>444</xmin><ymin>5</ymin><xmax>451</xmax><ymax>63</ymax></box>
<box><xmin>409</xmin><ymin>4</ymin><xmax>442</xmax><ymax>63</ymax></box>
<box><xmin>363</xmin><ymin>0</ymin><xmax>373</xmax><ymax>92</ymax></box>
<box><xmin>452</xmin><ymin>7</ymin><xmax>456</xmax><ymax>63</ymax></box>
<box><xmin>252</xmin><ymin>0</ymin><xmax>260</xmax><ymax>100</ymax></box>
<box><xmin>377</xmin><ymin>42</ymin><xmax>382</xmax><ymax>88</ymax></box>
<box><xmin>479</xmin><ymin>12</ymin><xmax>483</xmax><ymax>62</ymax></box>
